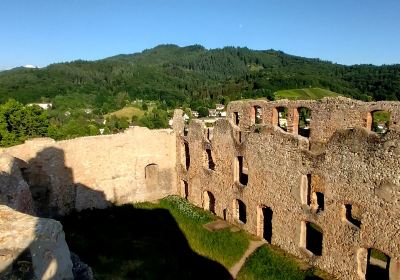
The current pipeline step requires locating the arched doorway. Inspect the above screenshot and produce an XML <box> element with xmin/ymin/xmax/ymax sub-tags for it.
<box><xmin>203</xmin><ymin>191</ymin><xmax>215</xmax><ymax>214</ymax></box>
<box><xmin>145</xmin><ymin>164</ymin><xmax>159</xmax><ymax>191</ymax></box>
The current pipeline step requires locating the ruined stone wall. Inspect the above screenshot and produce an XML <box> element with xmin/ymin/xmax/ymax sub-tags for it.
<box><xmin>3</xmin><ymin>126</ymin><xmax>177</xmax><ymax>216</ymax></box>
<box><xmin>176</xmin><ymin>97</ymin><xmax>400</xmax><ymax>280</ymax></box>
<box><xmin>227</xmin><ymin>97</ymin><xmax>400</xmax><ymax>144</ymax></box>
<box><xmin>2</xmin><ymin>96</ymin><xmax>400</xmax><ymax>279</ymax></box>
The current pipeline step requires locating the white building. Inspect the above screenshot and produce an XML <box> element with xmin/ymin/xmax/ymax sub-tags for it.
<box><xmin>27</xmin><ymin>103</ymin><xmax>52</xmax><ymax>110</ymax></box>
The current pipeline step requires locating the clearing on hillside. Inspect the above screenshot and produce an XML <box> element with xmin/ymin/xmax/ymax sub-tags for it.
<box><xmin>105</xmin><ymin>106</ymin><xmax>147</xmax><ymax>119</ymax></box>
<box><xmin>274</xmin><ymin>88</ymin><xmax>340</xmax><ymax>100</ymax></box>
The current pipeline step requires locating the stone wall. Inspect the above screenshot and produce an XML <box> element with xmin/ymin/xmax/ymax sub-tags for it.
<box><xmin>176</xmin><ymin>97</ymin><xmax>400</xmax><ymax>280</ymax></box>
<box><xmin>0</xmin><ymin>205</ymin><xmax>73</xmax><ymax>279</ymax></box>
<box><xmin>3</xmin><ymin>126</ymin><xmax>177</xmax><ymax>216</ymax></box>
<box><xmin>227</xmin><ymin>97</ymin><xmax>400</xmax><ymax>144</ymax></box>
<box><xmin>1</xmin><ymin>96</ymin><xmax>400</xmax><ymax>279</ymax></box>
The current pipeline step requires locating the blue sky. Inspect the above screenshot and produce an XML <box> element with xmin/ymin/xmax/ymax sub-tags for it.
<box><xmin>1</xmin><ymin>0</ymin><xmax>399</xmax><ymax>69</ymax></box>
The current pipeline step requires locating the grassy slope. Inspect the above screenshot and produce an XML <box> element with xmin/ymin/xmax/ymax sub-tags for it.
<box><xmin>141</xmin><ymin>196</ymin><xmax>250</xmax><ymax>269</ymax></box>
<box><xmin>61</xmin><ymin>196</ymin><xmax>249</xmax><ymax>279</ymax></box>
<box><xmin>237</xmin><ymin>246</ymin><xmax>331</xmax><ymax>280</ymax></box>
<box><xmin>105</xmin><ymin>106</ymin><xmax>145</xmax><ymax>119</ymax></box>
<box><xmin>274</xmin><ymin>88</ymin><xmax>340</xmax><ymax>100</ymax></box>
<box><xmin>61</xmin><ymin>196</ymin><xmax>332</xmax><ymax>279</ymax></box>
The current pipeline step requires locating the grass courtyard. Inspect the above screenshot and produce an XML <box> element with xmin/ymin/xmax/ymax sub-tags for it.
<box><xmin>60</xmin><ymin>196</ymin><xmax>331</xmax><ymax>280</ymax></box>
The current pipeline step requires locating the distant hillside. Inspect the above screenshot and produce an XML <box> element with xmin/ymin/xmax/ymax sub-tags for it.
<box><xmin>0</xmin><ymin>44</ymin><xmax>399</xmax><ymax>112</ymax></box>
<box><xmin>275</xmin><ymin>88</ymin><xmax>340</xmax><ymax>100</ymax></box>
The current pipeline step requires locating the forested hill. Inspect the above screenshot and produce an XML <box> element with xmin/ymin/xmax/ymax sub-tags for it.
<box><xmin>0</xmin><ymin>44</ymin><xmax>399</xmax><ymax>111</ymax></box>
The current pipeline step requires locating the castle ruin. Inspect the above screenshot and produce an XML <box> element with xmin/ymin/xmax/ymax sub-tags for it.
<box><xmin>1</xmin><ymin>97</ymin><xmax>400</xmax><ymax>279</ymax></box>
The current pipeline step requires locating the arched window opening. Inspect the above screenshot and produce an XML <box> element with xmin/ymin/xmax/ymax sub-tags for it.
<box><xmin>203</xmin><ymin>191</ymin><xmax>215</xmax><ymax>214</ymax></box>
<box><xmin>145</xmin><ymin>164</ymin><xmax>159</xmax><ymax>191</ymax></box>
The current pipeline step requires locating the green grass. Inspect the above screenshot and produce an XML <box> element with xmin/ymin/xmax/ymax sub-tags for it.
<box><xmin>143</xmin><ymin>196</ymin><xmax>250</xmax><ymax>268</ymax></box>
<box><xmin>274</xmin><ymin>88</ymin><xmax>340</xmax><ymax>100</ymax></box>
<box><xmin>370</xmin><ymin>248</ymin><xmax>388</xmax><ymax>262</ymax></box>
<box><xmin>60</xmin><ymin>195</ymin><xmax>248</xmax><ymax>279</ymax></box>
<box><xmin>105</xmin><ymin>106</ymin><xmax>146</xmax><ymax>119</ymax></box>
<box><xmin>237</xmin><ymin>246</ymin><xmax>327</xmax><ymax>280</ymax></box>
<box><xmin>60</xmin><ymin>195</ymin><xmax>333</xmax><ymax>279</ymax></box>
<box><xmin>372</xmin><ymin>111</ymin><xmax>390</xmax><ymax>124</ymax></box>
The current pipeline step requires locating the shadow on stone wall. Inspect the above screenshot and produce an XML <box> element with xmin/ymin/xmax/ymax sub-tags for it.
<box><xmin>17</xmin><ymin>146</ymin><xmax>113</xmax><ymax>218</ymax></box>
<box><xmin>60</xmin><ymin>204</ymin><xmax>233</xmax><ymax>280</ymax></box>
<box><xmin>1</xmin><ymin>148</ymin><xmax>232</xmax><ymax>279</ymax></box>
<box><xmin>0</xmin><ymin>147</ymin><xmax>107</xmax><ymax>279</ymax></box>
<box><xmin>22</xmin><ymin>147</ymin><xmax>84</xmax><ymax>218</ymax></box>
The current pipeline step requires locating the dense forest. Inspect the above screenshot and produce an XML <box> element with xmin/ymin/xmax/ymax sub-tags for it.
<box><xmin>1</xmin><ymin>44</ymin><xmax>399</xmax><ymax>110</ymax></box>
<box><xmin>0</xmin><ymin>44</ymin><xmax>398</xmax><ymax>146</ymax></box>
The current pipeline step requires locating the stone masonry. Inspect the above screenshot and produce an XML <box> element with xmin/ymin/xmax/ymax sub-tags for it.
<box><xmin>0</xmin><ymin>126</ymin><xmax>177</xmax><ymax>279</ymax></box>
<box><xmin>175</xmin><ymin>97</ymin><xmax>400</xmax><ymax>280</ymax></box>
<box><xmin>1</xmin><ymin>97</ymin><xmax>400</xmax><ymax>279</ymax></box>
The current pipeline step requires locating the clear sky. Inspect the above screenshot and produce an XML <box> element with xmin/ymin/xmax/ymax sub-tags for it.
<box><xmin>1</xmin><ymin>0</ymin><xmax>399</xmax><ymax>69</ymax></box>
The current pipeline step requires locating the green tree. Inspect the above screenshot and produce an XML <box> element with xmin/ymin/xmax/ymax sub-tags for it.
<box><xmin>0</xmin><ymin>100</ymin><xmax>50</xmax><ymax>146</ymax></box>
<box><xmin>197</xmin><ymin>107</ymin><xmax>209</xmax><ymax>118</ymax></box>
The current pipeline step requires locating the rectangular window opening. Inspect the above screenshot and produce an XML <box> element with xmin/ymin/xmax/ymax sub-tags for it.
<box><xmin>305</xmin><ymin>222</ymin><xmax>323</xmax><ymax>256</ymax></box>
<box><xmin>206</xmin><ymin>149</ymin><xmax>215</xmax><ymax>170</ymax></box>
<box><xmin>237</xmin><ymin>156</ymin><xmax>248</xmax><ymax>185</ymax></box>
<box><xmin>313</xmin><ymin>191</ymin><xmax>324</xmax><ymax>212</ymax></box>
<box><xmin>236</xmin><ymin>199</ymin><xmax>247</xmax><ymax>223</ymax></box>
<box><xmin>344</xmin><ymin>204</ymin><xmax>361</xmax><ymax>228</ymax></box>
<box><xmin>233</xmin><ymin>112</ymin><xmax>240</xmax><ymax>126</ymax></box>
<box><xmin>181</xmin><ymin>180</ymin><xmax>188</xmax><ymax>200</ymax></box>
<box><xmin>184</xmin><ymin>142</ymin><xmax>190</xmax><ymax>170</ymax></box>
<box><xmin>254</xmin><ymin>106</ymin><xmax>262</xmax><ymax>124</ymax></box>
<box><xmin>366</xmin><ymin>248</ymin><xmax>390</xmax><ymax>279</ymax></box>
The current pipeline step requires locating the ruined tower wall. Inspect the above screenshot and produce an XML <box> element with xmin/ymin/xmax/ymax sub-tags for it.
<box><xmin>3</xmin><ymin>126</ymin><xmax>177</xmax><ymax>215</ymax></box>
<box><xmin>227</xmin><ymin>97</ymin><xmax>400</xmax><ymax>143</ymax></box>
<box><xmin>176</xmin><ymin>97</ymin><xmax>400</xmax><ymax>280</ymax></box>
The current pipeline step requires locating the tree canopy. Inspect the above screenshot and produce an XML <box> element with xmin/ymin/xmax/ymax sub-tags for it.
<box><xmin>0</xmin><ymin>45</ymin><xmax>399</xmax><ymax>110</ymax></box>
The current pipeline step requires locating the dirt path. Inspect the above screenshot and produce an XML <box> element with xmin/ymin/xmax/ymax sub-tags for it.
<box><xmin>230</xmin><ymin>240</ymin><xmax>266</xmax><ymax>279</ymax></box>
